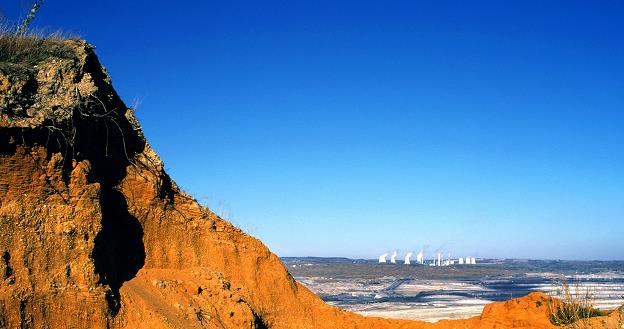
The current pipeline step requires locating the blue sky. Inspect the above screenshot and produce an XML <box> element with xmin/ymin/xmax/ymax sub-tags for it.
<box><xmin>3</xmin><ymin>1</ymin><xmax>623</xmax><ymax>260</ymax></box>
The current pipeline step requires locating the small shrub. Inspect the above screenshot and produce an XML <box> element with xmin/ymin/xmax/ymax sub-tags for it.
<box><xmin>547</xmin><ymin>280</ymin><xmax>606</xmax><ymax>328</ymax></box>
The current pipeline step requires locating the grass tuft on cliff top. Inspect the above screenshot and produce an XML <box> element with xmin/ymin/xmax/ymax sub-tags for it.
<box><xmin>0</xmin><ymin>27</ymin><xmax>75</xmax><ymax>69</ymax></box>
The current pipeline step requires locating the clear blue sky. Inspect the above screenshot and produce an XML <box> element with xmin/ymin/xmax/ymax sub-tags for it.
<box><xmin>3</xmin><ymin>1</ymin><xmax>623</xmax><ymax>260</ymax></box>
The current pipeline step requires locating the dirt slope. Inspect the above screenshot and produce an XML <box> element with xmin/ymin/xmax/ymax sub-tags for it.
<box><xmin>0</xmin><ymin>39</ymin><xmax>621</xmax><ymax>329</ymax></box>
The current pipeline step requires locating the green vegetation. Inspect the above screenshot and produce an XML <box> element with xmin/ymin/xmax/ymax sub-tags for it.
<box><xmin>547</xmin><ymin>281</ymin><xmax>606</xmax><ymax>328</ymax></box>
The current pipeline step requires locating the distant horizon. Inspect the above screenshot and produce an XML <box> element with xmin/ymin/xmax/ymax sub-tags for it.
<box><xmin>279</xmin><ymin>255</ymin><xmax>624</xmax><ymax>262</ymax></box>
<box><xmin>3</xmin><ymin>1</ymin><xmax>622</xmax><ymax>260</ymax></box>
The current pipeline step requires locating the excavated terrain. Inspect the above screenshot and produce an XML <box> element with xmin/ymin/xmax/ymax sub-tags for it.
<box><xmin>0</xmin><ymin>38</ymin><xmax>622</xmax><ymax>329</ymax></box>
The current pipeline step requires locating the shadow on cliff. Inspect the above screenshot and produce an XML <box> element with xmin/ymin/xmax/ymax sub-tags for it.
<box><xmin>76</xmin><ymin>104</ymin><xmax>146</xmax><ymax>315</ymax></box>
<box><xmin>68</xmin><ymin>55</ymin><xmax>148</xmax><ymax>315</ymax></box>
<box><xmin>82</xmin><ymin>102</ymin><xmax>146</xmax><ymax>315</ymax></box>
<box><xmin>93</xmin><ymin>188</ymin><xmax>145</xmax><ymax>314</ymax></box>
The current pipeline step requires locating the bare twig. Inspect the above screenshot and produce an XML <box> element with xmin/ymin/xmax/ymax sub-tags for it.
<box><xmin>15</xmin><ymin>0</ymin><xmax>45</xmax><ymax>37</ymax></box>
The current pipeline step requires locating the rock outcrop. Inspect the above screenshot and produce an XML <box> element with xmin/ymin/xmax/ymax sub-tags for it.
<box><xmin>0</xmin><ymin>38</ymin><xmax>621</xmax><ymax>329</ymax></box>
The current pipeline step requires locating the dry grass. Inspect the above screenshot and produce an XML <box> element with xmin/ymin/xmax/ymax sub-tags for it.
<box><xmin>547</xmin><ymin>280</ymin><xmax>606</xmax><ymax>328</ymax></box>
<box><xmin>0</xmin><ymin>26</ymin><xmax>74</xmax><ymax>67</ymax></box>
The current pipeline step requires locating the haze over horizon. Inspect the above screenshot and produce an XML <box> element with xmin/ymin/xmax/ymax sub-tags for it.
<box><xmin>2</xmin><ymin>1</ymin><xmax>622</xmax><ymax>260</ymax></box>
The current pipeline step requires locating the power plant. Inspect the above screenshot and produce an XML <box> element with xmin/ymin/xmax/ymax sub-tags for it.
<box><xmin>378</xmin><ymin>250</ymin><xmax>477</xmax><ymax>266</ymax></box>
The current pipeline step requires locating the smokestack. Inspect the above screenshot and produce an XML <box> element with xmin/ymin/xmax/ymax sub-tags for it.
<box><xmin>390</xmin><ymin>250</ymin><xmax>398</xmax><ymax>264</ymax></box>
<box><xmin>404</xmin><ymin>252</ymin><xmax>413</xmax><ymax>265</ymax></box>
<box><xmin>378</xmin><ymin>253</ymin><xmax>388</xmax><ymax>263</ymax></box>
<box><xmin>416</xmin><ymin>250</ymin><xmax>424</xmax><ymax>264</ymax></box>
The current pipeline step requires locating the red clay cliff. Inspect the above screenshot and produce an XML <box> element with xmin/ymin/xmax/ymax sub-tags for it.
<box><xmin>0</xmin><ymin>39</ymin><xmax>621</xmax><ymax>329</ymax></box>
